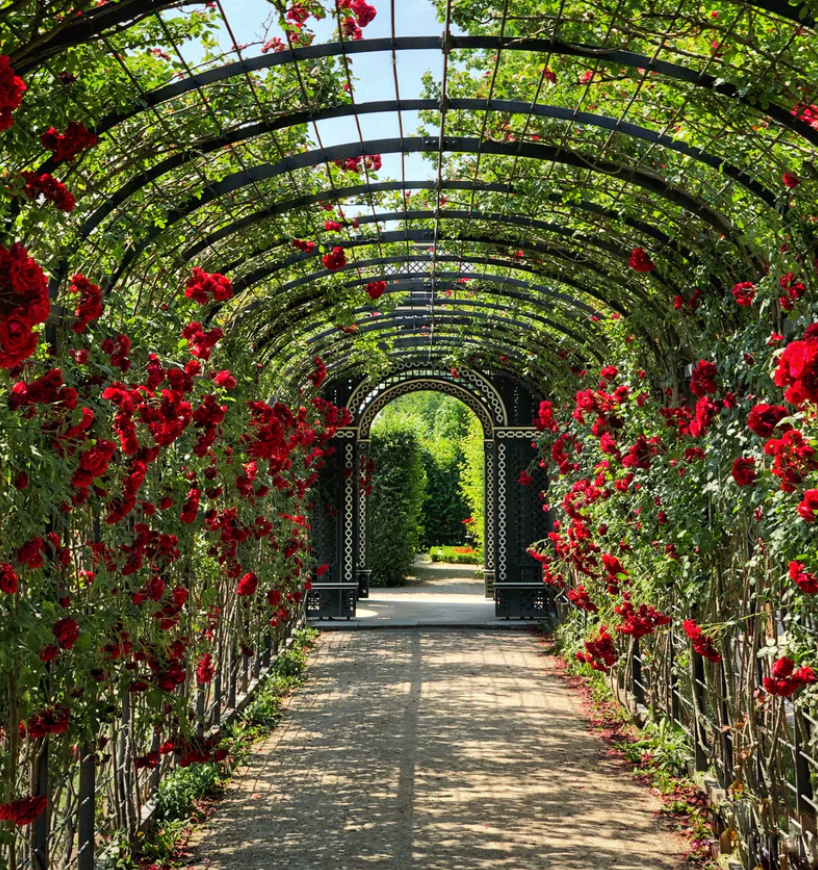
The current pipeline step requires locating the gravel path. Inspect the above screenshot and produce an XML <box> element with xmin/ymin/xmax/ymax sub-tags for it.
<box><xmin>187</xmin><ymin>630</ymin><xmax>686</xmax><ymax>870</ymax></box>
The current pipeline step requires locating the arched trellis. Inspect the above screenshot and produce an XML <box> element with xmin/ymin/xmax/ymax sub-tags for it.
<box><xmin>100</xmin><ymin>136</ymin><xmax>753</xmax><ymax>293</ymax></box>
<box><xmin>253</xmin><ymin>283</ymin><xmax>608</xmax><ymax>366</ymax></box>
<box><xmin>181</xmin><ymin>181</ymin><xmax>695</xmax><ymax>264</ymax></box>
<box><xmin>308</xmin><ymin>365</ymin><xmax>553</xmax><ymax>619</ymax></box>
<box><xmin>75</xmin><ymin>97</ymin><xmax>778</xmax><ymax>236</ymax></box>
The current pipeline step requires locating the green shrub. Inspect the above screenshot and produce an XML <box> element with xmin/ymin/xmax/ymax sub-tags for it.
<box><xmin>368</xmin><ymin>417</ymin><xmax>427</xmax><ymax>586</ymax></box>
<box><xmin>429</xmin><ymin>545</ymin><xmax>482</xmax><ymax>564</ymax></box>
<box><xmin>459</xmin><ymin>414</ymin><xmax>485</xmax><ymax>551</ymax></box>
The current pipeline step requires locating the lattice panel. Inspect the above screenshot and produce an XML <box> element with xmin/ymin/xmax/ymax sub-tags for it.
<box><xmin>485</xmin><ymin>444</ymin><xmax>495</xmax><ymax>571</ymax></box>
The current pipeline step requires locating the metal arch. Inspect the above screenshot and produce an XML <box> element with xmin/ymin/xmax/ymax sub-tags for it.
<box><xmin>223</xmin><ymin>251</ymin><xmax>655</xmax><ymax>343</ymax></box>
<box><xmin>74</xmin><ymin>98</ymin><xmax>776</xmax><ymax>235</ymax></box>
<box><xmin>291</xmin><ymin>311</ymin><xmax>602</xmax><ymax>364</ymax></box>
<box><xmin>106</xmin><ymin>135</ymin><xmax>753</xmax><ymax>289</ymax></box>
<box><xmin>229</xmin><ymin>228</ymin><xmax>665</xmax><ymax>304</ymax></box>
<box><xmin>320</xmin><ymin>345</ymin><xmax>557</xmax><ymax>387</ymax></box>
<box><xmin>227</xmin><ymin>253</ymin><xmax>645</xmax><ymax>322</ymax></box>
<box><xmin>305</xmin><ymin>340</ymin><xmax>558</xmax><ymax>386</ymax></box>
<box><xmin>182</xmin><ymin>181</ymin><xmax>693</xmax><ymax>262</ymax></box>
<box><xmin>217</xmin><ymin>208</ymin><xmax>687</xmax><ymax>286</ymax></box>
<box><xmin>14</xmin><ymin>0</ymin><xmax>203</xmax><ymax>74</ymax></box>
<box><xmin>226</xmin><ymin>251</ymin><xmax>633</xmax><ymax>339</ymax></box>
<box><xmin>357</xmin><ymin>378</ymin><xmax>498</xmax><ymax>439</ymax></box>
<box><xmin>81</xmin><ymin>37</ymin><xmax>818</xmax><ymax>152</ymax></box>
<box><xmin>348</xmin><ymin>363</ymin><xmax>508</xmax><ymax>425</ymax></box>
<box><xmin>258</xmin><ymin>294</ymin><xmax>602</xmax><ymax>361</ymax></box>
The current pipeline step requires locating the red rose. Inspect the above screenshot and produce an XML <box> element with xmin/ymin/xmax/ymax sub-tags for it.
<box><xmin>0</xmin><ymin>562</ymin><xmax>18</xmax><ymax>594</ymax></box>
<box><xmin>213</xmin><ymin>370</ymin><xmax>236</xmax><ymax>389</ymax></box>
<box><xmin>366</xmin><ymin>280</ymin><xmax>386</xmax><ymax>300</ymax></box>
<box><xmin>292</xmin><ymin>238</ymin><xmax>316</xmax><ymax>253</ymax></box>
<box><xmin>747</xmin><ymin>403</ymin><xmax>788</xmax><ymax>438</ymax></box>
<box><xmin>731</xmin><ymin>282</ymin><xmax>756</xmax><ymax>307</ymax></box>
<box><xmin>789</xmin><ymin>561</ymin><xmax>818</xmax><ymax>594</ymax></box>
<box><xmin>690</xmin><ymin>360</ymin><xmax>718</xmax><ymax>397</ymax></box>
<box><xmin>39</xmin><ymin>645</ymin><xmax>60</xmax><ymax>663</ymax></box>
<box><xmin>629</xmin><ymin>247</ymin><xmax>654</xmax><ymax>272</ymax></box>
<box><xmin>0</xmin><ymin>795</ymin><xmax>48</xmax><ymax>827</ymax></box>
<box><xmin>196</xmin><ymin>653</ymin><xmax>215</xmax><ymax>685</ymax></box>
<box><xmin>798</xmin><ymin>489</ymin><xmax>818</xmax><ymax>522</ymax></box>
<box><xmin>782</xmin><ymin>172</ymin><xmax>800</xmax><ymax>189</ymax></box>
<box><xmin>236</xmin><ymin>572</ymin><xmax>258</xmax><ymax>597</ymax></box>
<box><xmin>53</xmin><ymin>617</ymin><xmax>79</xmax><ymax>650</ymax></box>
<box><xmin>774</xmin><ymin>337</ymin><xmax>818</xmax><ymax>406</ymax></box>
<box><xmin>322</xmin><ymin>246</ymin><xmax>346</xmax><ymax>271</ymax></box>
<box><xmin>731</xmin><ymin>457</ymin><xmax>756</xmax><ymax>487</ymax></box>
<box><xmin>17</xmin><ymin>537</ymin><xmax>45</xmax><ymax>568</ymax></box>
<box><xmin>0</xmin><ymin>310</ymin><xmax>37</xmax><ymax>368</ymax></box>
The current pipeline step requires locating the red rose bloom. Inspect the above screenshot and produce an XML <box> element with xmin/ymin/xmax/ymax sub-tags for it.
<box><xmin>798</xmin><ymin>489</ymin><xmax>818</xmax><ymax>522</ymax></box>
<box><xmin>196</xmin><ymin>654</ymin><xmax>215</xmax><ymax>685</ymax></box>
<box><xmin>366</xmin><ymin>280</ymin><xmax>386</xmax><ymax>300</ymax></box>
<box><xmin>237</xmin><ymin>572</ymin><xmax>258</xmax><ymax>597</ymax></box>
<box><xmin>0</xmin><ymin>795</ymin><xmax>48</xmax><ymax>827</ymax></box>
<box><xmin>53</xmin><ymin>617</ymin><xmax>79</xmax><ymax>650</ymax></box>
<box><xmin>747</xmin><ymin>403</ymin><xmax>788</xmax><ymax>438</ymax></box>
<box><xmin>782</xmin><ymin>172</ymin><xmax>800</xmax><ymax>189</ymax></box>
<box><xmin>789</xmin><ymin>561</ymin><xmax>818</xmax><ymax>594</ymax></box>
<box><xmin>629</xmin><ymin>247</ymin><xmax>654</xmax><ymax>272</ymax></box>
<box><xmin>185</xmin><ymin>267</ymin><xmax>233</xmax><ymax>305</ymax></box>
<box><xmin>322</xmin><ymin>246</ymin><xmax>347</xmax><ymax>271</ymax></box>
<box><xmin>690</xmin><ymin>359</ymin><xmax>718</xmax><ymax>397</ymax></box>
<box><xmin>40</xmin><ymin>121</ymin><xmax>97</xmax><ymax>163</ymax></box>
<box><xmin>292</xmin><ymin>238</ymin><xmax>316</xmax><ymax>253</ymax></box>
<box><xmin>731</xmin><ymin>457</ymin><xmax>756</xmax><ymax>487</ymax></box>
<box><xmin>774</xmin><ymin>337</ymin><xmax>818</xmax><ymax>406</ymax></box>
<box><xmin>0</xmin><ymin>562</ymin><xmax>19</xmax><ymax>594</ymax></box>
<box><xmin>732</xmin><ymin>282</ymin><xmax>756</xmax><ymax>307</ymax></box>
<box><xmin>17</xmin><ymin>537</ymin><xmax>45</xmax><ymax>568</ymax></box>
<box><xmin>0</xmin><ymin>56</ymin><xmax>26</xmax><ymax>131</ymax></box>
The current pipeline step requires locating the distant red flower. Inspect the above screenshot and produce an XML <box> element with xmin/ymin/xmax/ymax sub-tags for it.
<box><xmin>629</xmin><ymin>247</ymin><xmax>654</xmax><ymax>273</ymax></box>
<box><xmin>732</xmin><ymin>281</ymin><xmax>756</xmax><ymax>307</ymax></box>
<box><xmin>747</xmin><ymin>403</ymin><xmax>788</xmax><ymax>438</ymax></box>
<box><xmin>40</xmin><ymin>121</ymin><xmax>97</xmax><ymax>163</ymax></box>
<box><xmin>518</xmin><ymin>470</ymin><xmax>533</xmax><ymax>486</ymax></box>
<box><xmin>53</xmin><ymin>617</ymin><xmax>79</xmax><ymax>650</ymax></box>
<box><xmin>366</xmin><ymin>280</ymin><xmax>386</xmax><ymax>300</ymax></box>
<box><xmin>185</xmin><ymin>267</ymin><xmax>233</xmax><ymax>305</ymax></box>
<box><xmin>690</xmin><ymin>359</ymin><xmax>718</xmax><ymax>397</ymax></box>
<box><xmin>322</xmin><ymin>247</ymin><xmax>347</xmax><ymax>271</ymax></box>
<box><xmin>789</xmin><ymin>561</ymin><xmax>818</xmax><ymax>594</ymax></box>
<box><xmin>763</xmin><ymin>656</ymin><xmax>816</xmax><ymax>697</ymax></box>
<box><xmin>307</xmin><ymin>357</ymin><xmax>327</xmax><ymax>388</ymax></box>
<box><xmin>782</xmin><ymin>173</ymin><xmax>800</xmax><ymax>189</ymax></box>
<box><xmin>731</xmin><ymin>457</ymin><xmax>756</xmax><ymax>487</ymax></box>
<box><xmin>293</xmin><ymin>238</ymin><xmax>316</xmax><ymax>253</ymax></box>
<box><xmin>798</xmin><ymin>489</ymin><xmax>818</xmax><ymax>522</ymax></box>
<box><xmin>0</xmin><ymin>795</ymin><xmax>48</xmax><ymax>826</ymax></box>
<box><xmin>0</xmin><ymin>56</ymin><xmax>26</xmax><ymax>131</ymax></box>
<box><xmin>237</xmin><ymin>572</ymin><xmax>258</xmax><ymax>597</ymax></box>
<box><xmin>196</xmin><ymin>654</ymin><xmax>215</xmax><ymax>685</ymax></box>
<box><xmin>0</xmin><ymin>562</ymin><xmax>18</xmax><ymax>594</ymax></box>
<box><xmin>682</xmin><ymin>619</ymin><xmax>721</xmax><ymax>663</ymax></box>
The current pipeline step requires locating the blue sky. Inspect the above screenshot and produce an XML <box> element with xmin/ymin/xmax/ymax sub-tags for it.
<box><xmin>214</xmin><ymin>0</ymin><xmax>450</xmax><ymax>180</ymax></box>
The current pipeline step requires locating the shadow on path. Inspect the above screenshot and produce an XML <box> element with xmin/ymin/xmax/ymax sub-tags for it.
<box><xmin>187</xmin><ymin>630</ymin><xmax>686</xmax><ymax>870</ymax></box>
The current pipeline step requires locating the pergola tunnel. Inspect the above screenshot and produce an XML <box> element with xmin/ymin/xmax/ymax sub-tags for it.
<box><xmin>0</xmin><ymin>0</ymin><xmax>816</xmax><ymax>867</ymax></box>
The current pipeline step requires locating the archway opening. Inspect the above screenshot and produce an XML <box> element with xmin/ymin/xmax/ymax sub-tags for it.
<box><xmin>361</xmin><ymin>390</ymin><xmax>488</xmax><ymax>622</ymax></box>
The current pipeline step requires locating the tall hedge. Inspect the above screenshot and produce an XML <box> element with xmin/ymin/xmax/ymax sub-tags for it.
<box><xmin>420</xmin><ymin>439</ymin><xmax>471</xmax><ymax>548</ymax></box>
<box><xmin>459</xmin><ymin>414</ymin><xmax>485</xmax><ymax>552</ymax></box>
<box><xmin>368</xmin><ymin>417</ymin><xmax>427</xmax><ymax>586</ymax></box>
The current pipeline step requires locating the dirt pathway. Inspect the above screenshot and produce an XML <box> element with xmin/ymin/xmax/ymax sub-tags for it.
<box><xmin>188</xmin><ymin>630</ymin><xmax>686</xmax><ymax>870</ymax></box>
